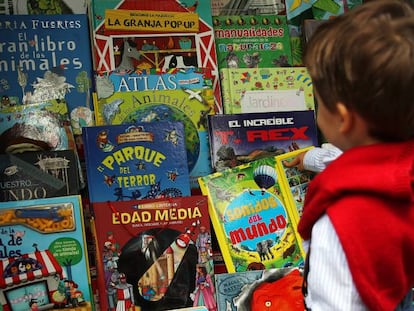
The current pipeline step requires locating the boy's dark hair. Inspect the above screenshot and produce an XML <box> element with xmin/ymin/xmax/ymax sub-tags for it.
<box><xmin>304</xmin><ymin>0</ymin><xmax>414</xmax><ymax>141</ymax></box>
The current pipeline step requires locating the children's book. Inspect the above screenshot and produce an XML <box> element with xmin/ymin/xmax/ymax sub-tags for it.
<box><xmin>0</xmin><ymin>195</ymin><xmax>93</xmax><ymax>311</ymax></box>
<box><xmin>211</xmin><ymin>0</ymin><xmax>286</xmax><ymax>15</ymax></box>
<box><xmin>0</xmin><ymin>149</ymin><xmax>81</xmax><ymax>202</ymax></box>
<box><xmin>0</xmin><ymin>0</ymin><xmax>88</xmax><ymax>15</ymax></box>
<box><xmin>285</xmin><ymin>0</ymin><xmax>362</xmax><ymax>22</ymax></box>
<box><xmin>89</xmin><ymin>0</ymin><xmax>222</xmax><ymax>112</ymax></box>
<box><xmin>207</xmin><ymin>110</ymin><xmax>318</xmax><ymax>172</ymax></box>
<box><xmin>220</xmin><ymin>67</ymin><xmax>314</xmax><ymax>114</ymax></box>
<box><xmin>198</xmin><ymin>147</ymin><xmax>315</xmax><ymax>273</ymax></box>
<box><xmin>83</xmin><ymin>121</ymin><xmax>191</xmax><ymax>202</ymax></box>
<box><xmin>0</xmin><ymin>101</ymin><xmax>76</xmax><ymax>153</ymax></box>
<box><xmin>275</xmin><ymin>148</ymin><xmax>316</xmax><ymax>222</ymax></box>
<box><xmin>94</xmin><ymin>68</ymin><xmax>218</xmax><ymax>115</ymax></box>
<box><xmin>215</xmin><ymin>267</ymin><xmax>303</xmax><ymax>311</ymax></box>
<box><xmin>213</xmin><ymin>14</ymin><xmax>293</xmax><ymax>69</ymax></box>
<box><xmin>0</xmin><ymin>100</ymin><xmax>86</xmax><ymax>188</ymax></box>
<box><xmin>285</xmin><ymin>0</ymin><xmax>363</xmax><ymax>65</ymax></box>
<box><xmin>0</xmin><ymin>14</ymin><xmax>94</xmax><ymax>132</ymax></box>
<box><xmin>93</xmin><ymin>86</ymin><xmax>215</xmax><ymax>191</ymax></box>
<box><xmin>92</xmin><ymin>195</ymin><xmax>215</xmax><ymax>311</ymax></box>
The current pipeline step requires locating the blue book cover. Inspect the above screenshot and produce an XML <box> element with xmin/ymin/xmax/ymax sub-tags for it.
<box><xmin>0</xmin><ymin>14</ymin><xmax>94</xmax><ymax>134</ymax></box>
<box><xmin>83</xmin><ymin>121</ymin><xmax>191</xmax><ymax>202</ymax></box>
<box><xmin>94</xmin><ymin>71</ymin><xmax>215</xmax><ymax>190</ymax></box>
<box><xmin>0</xmin><ymin>195</ymin><xmax>93</xmax><ymax>311</ymax></box>
<box><xmin>207</xmin><ymin>110</ymin><xmax>318</xmax><ymax>172</ymax></box>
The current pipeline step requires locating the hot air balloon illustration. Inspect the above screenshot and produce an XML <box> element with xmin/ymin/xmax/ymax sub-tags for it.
<box><xmin>253</xmin><ymin>165</ymin><xmax>277</xmax><ymax>190</ymax></box>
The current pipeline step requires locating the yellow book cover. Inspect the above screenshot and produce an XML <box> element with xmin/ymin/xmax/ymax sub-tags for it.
<box><xmin>198</xmin><ymin>147</ymin><xmax>313</xmax><ymax>273</ymax></box>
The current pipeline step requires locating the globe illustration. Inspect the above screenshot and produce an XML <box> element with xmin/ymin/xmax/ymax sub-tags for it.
<box><xmin>123</xmin><ymin>104</ymin><xmax>200</xmax><ymax>172</ymax></box>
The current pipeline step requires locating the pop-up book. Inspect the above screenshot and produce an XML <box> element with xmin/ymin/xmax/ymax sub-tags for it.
<box><xmin>0</xmin><ymin>195</ymin><xmax>93</xmax><ymax>311</ymax></box>
<box><xmin>92</xmin><ymin>195</ymin><xmax>214</xmax><ymax>311</ymax></box>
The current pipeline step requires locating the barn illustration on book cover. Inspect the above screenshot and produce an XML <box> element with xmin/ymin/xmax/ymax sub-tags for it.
<box><xmin>89</xmin><ymin>0</ymin><xmax>222</xmax><ymax>112</ymax></box>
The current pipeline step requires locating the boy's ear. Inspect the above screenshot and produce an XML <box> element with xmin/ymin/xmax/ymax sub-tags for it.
<box><xmin>336</xmin><ymin>102</ymin><xmax>353</xmax><ymax>134</ymax></box>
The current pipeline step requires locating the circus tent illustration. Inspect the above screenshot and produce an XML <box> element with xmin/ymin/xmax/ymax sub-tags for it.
<box><xmin>0</xmin><ymin>249</ymin><xmax>66</xmax><ymax>311</ymax></box>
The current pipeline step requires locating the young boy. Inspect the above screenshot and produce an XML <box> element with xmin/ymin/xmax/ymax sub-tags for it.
<box><xmin>298</xmin><ymin>1</ymin><xmax>414</xmax><ymax>310</ymax></box>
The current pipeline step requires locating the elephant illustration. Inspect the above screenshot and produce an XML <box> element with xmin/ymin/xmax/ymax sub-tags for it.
<box><xmin>256</xmin><ymin>239</ymin><xmax>274</xmax><ymax>261</ymax></box>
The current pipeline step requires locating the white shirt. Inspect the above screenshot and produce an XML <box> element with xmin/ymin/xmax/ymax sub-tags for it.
<box><xmin>303</xmin><ymin>143</ymin><xmax>343</xmax><ymax>173</ymax></box>
<box><xmin>304</xmin><ymin>214</ymin><xmax>368</xmax><ymax>310</ymax></box>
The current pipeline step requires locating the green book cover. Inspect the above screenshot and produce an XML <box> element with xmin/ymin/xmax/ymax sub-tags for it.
<box><xmin>220</xmin><ymin>67</ymin><xmax>315</xmax><ymax>114</ymax></box>
<box><xmin>213</xmin><ymin>14</ymin><xmax>293</xmax><ymax>69</ymax></box>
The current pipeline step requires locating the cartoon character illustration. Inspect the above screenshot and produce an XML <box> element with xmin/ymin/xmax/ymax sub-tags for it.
<box><xmin>164</xmin><ymin>128</ymin><xmax>181</xmax><ymax>145</ymax></box>
<box><xmin>225</xmin><ymin>51</ymin><xmax>239</xmax><ymax>68</ymax></box>
<box><xmin>64</xmin><ymin>279</ymin><xmax>83</xmax><ymax>307</ymax></box>
<box><xmin>192</xmin><ymin>264</ymin><xmax>217</xmax><ymax>311</ymax></box>
<box><xmin>167</xmin><ymin>169</ymin><xmax>179</xmax><ymax>181</ymax></box>
<box><xmin>29</xmin><ymin>299</ymin><xmax>39</xmax><ymax>311</ymax></box>
<box><xmin>115</xmin><ymin>39</ymin><xmax>142</xmax><ymax>72</ymax></box>
<box><xmin>115</xmin><ymin>273</ymin><xmax>135</xmax><ymax>311</ymax></box>
<box><xmin>195</xmin><ymin>225</ymin><xmax>212</xmax><ymax>264</ymax></box>
<box><xmin>96</xmin><ymin>130</ymin><xmax>114</xmax><ymax>152</ymax></box>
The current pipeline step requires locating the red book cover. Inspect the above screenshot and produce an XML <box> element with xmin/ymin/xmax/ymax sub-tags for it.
<box><xmin>92</xmin><ymin>195</ymin><xmax>215</xmax><ymax>311</ymax></box>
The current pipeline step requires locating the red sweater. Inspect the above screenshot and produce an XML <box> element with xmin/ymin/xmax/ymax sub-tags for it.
<box><xmin>298</xmin><ymin>140</ymin><xmax>414</xmax><ymax>311</ymax></box>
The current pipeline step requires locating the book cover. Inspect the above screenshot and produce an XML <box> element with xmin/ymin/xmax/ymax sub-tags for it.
<box><xmin>0</xmin><ymin>100</ymin><xmax>86</xmax><ymax>188</ymax></box>
<box><xmin>89</xmin><ymin>0</ymin><xmax>222</xmax><ymax>112</ymax></box>
<box><xmin>215</xmin><ymin>267</ymin><xmax>303</xmax><ymax>311</ymax></box>
<box><xmin>92</xmin><ymin>196</ymin><xmax>215</xmax><ymax>311</ymax></box>
<box><xmin>0</xmin><ymin>14</ymin><xmax>94</xmax><ymax>131</ymax></box>
<box><xmin>220</xmin><ymin>67</ymin><xmax>314</xmax><ymax>114</ymax></box>
<box><xmin>213</xmin><ymin>14</ymin><xmax>292</xmax><ymax>70</ymax></box>
<box><xmin>0</xmin><ymin>195</ymin><xmax>93</xmax><ymax>311</ymax></box>
<box><xmin>93</xmin><ymin>87</ymin><xmax>215</xmax><ymax>191</ymax></box>
<box><xmin>0</xmin><ymin>100</ymin><xmax>77</xmax><ymax>153</ymax></box>
<box><xmin>285</xmin><ymin>0</ymin><xmax>362</xmax><ymax>22</ymax></box>
<box><xmin>274</xmin><ymin>148</ymin><xmax>316</xmax><ymax>223</ymax></box>
<box><xmin>0</xmin><ymin>149</ymin><xmax>80</xmax><ymax>202</ymax></box>
<box><xmin>0</xmin><ymin>0</ymin><xmax>88</xmax><ymax>15</ymax></box>
<box><xmin>83</xmin><ymin>121</ymin><xmax>191</xmax><ymax>203</ymax></box>
<box><xmin>302</xmin><ymin>19</ymin><xmax>327</xmax><ymax>46</ymax></box>
<box><xmin>94</xmin><ymin>67</ymin><xmax>217</xmax><ymax>120</ymax></box>
<box><xmin>211</xmin><ymin>0</ymin><xmax>286</xmax><ymax>16</ymax></box>
<box><xmin>207</xmin><ymin>110</ymin><xmax>318</xmax><ymax>172</ymax></box>
<box><xmin>198</xmin><ymin>148</ymin><xmax>313</xmax><ymax>273</ymax></box>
